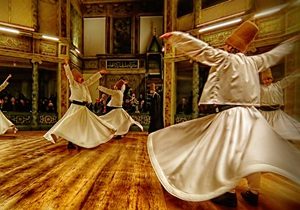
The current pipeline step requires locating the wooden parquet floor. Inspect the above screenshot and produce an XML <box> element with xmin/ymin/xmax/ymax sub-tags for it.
<box><xmin>0</xmin><ymin>131</ymin><xmax>299</xmax><ymax>210</ymax></box>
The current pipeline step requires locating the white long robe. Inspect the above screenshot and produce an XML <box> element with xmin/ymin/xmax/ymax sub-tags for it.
<box><xmin>0</xmin><ymin>81</ymin><xmax>17</xmax><ymax>135</ymax></box>
<box><xmin>43</xmin><ymin>64</ymin><xmax>116</xmax><ymax>148</ymax></box>
<box><xmin>98</xmin><ymin>85</ymin><xmax>143</xmax><ymax>135</ymax></box>
<box><xmin>260</xmin><ymin>72</ymin><xmax>300</xmax><ymax>141</ymax></box>
<box><xmin>147</xmin><ymin>31</ymin><xmax>300</xmax><ymax>201</ymax></box>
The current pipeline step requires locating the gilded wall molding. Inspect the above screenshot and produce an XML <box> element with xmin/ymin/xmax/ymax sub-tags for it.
<box><xmin>39</xmin><ymin>42</ymin><xmax>58</xmax><ymax>56</ymax></box>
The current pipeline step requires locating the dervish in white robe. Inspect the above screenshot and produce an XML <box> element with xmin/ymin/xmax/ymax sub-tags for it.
<box><xmin>260</xmin><ymin>70</ymin><xmax>300</xmax><ymax>141</ymax></box>
<box><xmin>147</xmin><ymin>31</ymin><xmax>300</xmax><ymax>201</ymax></box>
<box><xmin>98</xmin><ymin>83</ymin><xmax>143</xmax><ymax>136</ymax></box>
<box><xmin>0</xmin><ymin>76</ymin><xmax>17</xmax><ymax>135</ymax></box>
<box><xmin>44</xmin><ymin>64</ymin><xmax>116</xmax><ymax>148</ymax></box>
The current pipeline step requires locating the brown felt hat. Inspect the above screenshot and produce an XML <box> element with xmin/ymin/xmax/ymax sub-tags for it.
<box><xmin>71</xmin><ymin>69</ymin><xmax>83</xmax><ymax>81</ymax></box>
<box><xmin>225</xmin><ymin>21</ymin><xmax>259</xmax><ymax>52</ymax></box>
<box><xmin>114</xmin><ymin>79</ymin><xmax>126</xmax><ymax>90</ymax></box>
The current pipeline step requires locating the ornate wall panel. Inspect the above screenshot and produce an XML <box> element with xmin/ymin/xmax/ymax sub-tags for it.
<box><xmin>0</xmin><ymin>34</ymin><xmax>32</xmax><ymax>52</ymax></box>
<box><xmin>201</xmin><ymin>29</ymin><xmax>233</xmax><ymax>47</ymax></box>
<box><xmin>256</xmin><ymin>16</ymin><xmax>285</xmax><ymax>38</ymax></box>
<box><xmin>39</xmin><ymin>42</ymin><xmax>58</xmax><ymax>56</ymax></box>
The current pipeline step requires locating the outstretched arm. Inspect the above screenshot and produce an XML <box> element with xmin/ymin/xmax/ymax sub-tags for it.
<box><xmin>279</xmin><ymin>68</ymin><xmax>300</xmax><ymax>89</ymax></box>
<box><xmin>97</xmin><ymin>85</ymin><xmax>117</xmax><ymax>96</ymax></box>
<box><xmin>160</xmin><ymin>31</ymin><xmax>228</xmax><ymax>66</ymax></box>
<box><xmin>252</xmin><ymin>35</ymin><xmax>300</xmax><ymax>72</ymax></box>
<box><xmin>63</xmin><ymin>58</ymin><xmax>75</xmax><ymax>86</ymax></box>
<box><xmin>85</xmin><ymin>69</ymin><xmax>109</xmax><ymax>87</ymax></box>
<box><xmin>4</xmin><ymin>74</ymin><xmax>12</xmax><ymax>83</ymax></box>
<box><xmin>0</xmin><ymin>74</ymin><xmax>12</xmax><ymax>92</ymax></box>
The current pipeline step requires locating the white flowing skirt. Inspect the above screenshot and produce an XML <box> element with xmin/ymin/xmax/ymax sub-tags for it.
<box><xmin>44</xmin><ymin>104</ymin><xmax>116</xmax><ymax>148</ymax></box>
<box><xmin>0</xmin><ymin>111</ymin><xmax>16</xmax><ymax>135</ymax></box>
<box><xmin>147</xmin><ymin>107</ymin><xmax>300</xmax><ymax>201</ymax></box>
<box><xmin>261</xmin><ymin>109</ymin><xmax>300</xmax><ymax>141</ymax></box>
<box><xmin>99</xmin><ymin>108</ymin><xmax>143</xmax><ymax>135</ymax></box>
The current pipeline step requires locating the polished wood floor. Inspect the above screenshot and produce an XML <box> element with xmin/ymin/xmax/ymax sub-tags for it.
<box><xmin>0</xmin><ymin>131</ymin><xmax>300</xmax><ymax>210</ymax></box>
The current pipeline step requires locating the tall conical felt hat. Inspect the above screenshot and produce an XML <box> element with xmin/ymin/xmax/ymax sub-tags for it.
<box><xmin>72</xmin><ymin>69</ymin><xmax>83</xmax><ymax>81</ymax></box>
<box><xmin>114</xmin><ymin>79</ymin><xmax>126</xmax><ymax>90</ymax></box>
<box><xmin>260</xmin><ymin>68</ymin><xmax>273</xmax><ymax>80</ymax></box>
<box><xmin>225</xmin><ymin>21</ymin><xmax>259</xmax><ymax>52</ymax></box>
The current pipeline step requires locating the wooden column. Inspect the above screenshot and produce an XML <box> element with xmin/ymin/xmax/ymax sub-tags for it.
<box><xmin>31</xmin><ymin>59</ymin><xmax>41</xmax><ymax>129</ymax></box>
<box><xmin>57</xmin><ymin>62</ymin><xmax>69</xmax><ymax>119</ymax></box>
<box><xmin>192</xmin><ymin>63</ymin><xmax>200</xmax><ymax>118</ymax></box>
<box><xmin>162</xmin><ymin>0</ymin><xmax>177</xmax><ymax>126</ymax></box>
<box><xmin>163</xmin><ymin>61</ymin><xmax>176</xmax><ymax>126</ymax></box>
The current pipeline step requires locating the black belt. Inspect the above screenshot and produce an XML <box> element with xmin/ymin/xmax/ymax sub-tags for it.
<box><xmin>70</xmin><ymin>100</ymin><xmax>88</xmax><ymax>106</ymax></box>
<box><xmin>215</xmin><ymin>105</ymin><xmax>239</xmax><ymax>113</ymax></box>
<box><xmin>258</xmin><ymin>105</ymin><xmax>283</xmax><ymax>111</ymax></box>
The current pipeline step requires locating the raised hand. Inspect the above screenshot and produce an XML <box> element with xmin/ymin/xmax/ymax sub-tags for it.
<box><xmin>64</xmin><ymin>58</ymin><xmax>69</xmax><ymax>65</ymax></box>
<box><xmin>99</xmin><ymin>69</ymin><xmax>109</xmax><ymax>75</ymax></box>
<box><xmin>4</xmin><ymin>74</ymin><xmax>12</xmax><ymax>83</ymax></box>
<box><xmin>160</xmin><ymin>32</ymin><xmax>173</xmax><ymax>40</ymax></box>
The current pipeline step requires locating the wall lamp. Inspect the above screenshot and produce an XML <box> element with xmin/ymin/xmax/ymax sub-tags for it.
<box><xmin>198</xmin><ymin>17</ymin><xmax>242</xmax><ymax>33</ymax></box>
<box><xmin>42</xmin><ymin>35</ymin><xmax>59</xmax><ymax>41</ymax></box>
<box><xmin>254</xmin><ymin>4</ymin><xmax>288</xmax><ymax>19</ymax></box>
<box><xmin>0</xmin><ymin>26</ymin><xmax>20</xmax><ymax>34</ymax></box>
